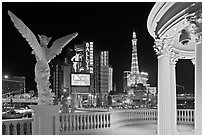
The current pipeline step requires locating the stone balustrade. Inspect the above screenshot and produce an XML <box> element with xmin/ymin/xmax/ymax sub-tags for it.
<box><xmin>59</xmin><ymin>111</ymin><xmax>111</xmax><ymax>135</ymax></box>
<box><xmin>177</xmin><ymin>109</ymin><xmax>194</xmax><ymax>124</ymax></box>
<box><xmin>2</xmin><ymin>118</ymin><xmax>33</xmax><ymax>135</ymax></box>
<box><xmin>110</xmin><ymin>109</ymin><xmax>158</xmax><ymax>128</ymax></box>
<box><xmin>2</xmin><ymin>109</ymin><xmax>194</xmax><ymax>135</ymax></box>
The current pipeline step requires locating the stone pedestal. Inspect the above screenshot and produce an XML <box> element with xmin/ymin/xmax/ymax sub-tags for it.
<box><xmin>29</xmin><ymin>105</ymin><xmax>61</xmax><ymax>135</ymax></box>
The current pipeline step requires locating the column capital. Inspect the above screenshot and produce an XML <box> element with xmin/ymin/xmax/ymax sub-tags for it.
<box><xmin>186</xmin><ymin>11</ymin><xmax>202</xmax><ymax>44</ymax></box>
<box><xmin>154</xmin><ymin>37</ymin><xmax>174</xmax><ymax>57</ymax></box>
<box><xmin>190</xmin><ymin>57</ymin><xmax>196</xmax><ymax>66</ymax></box>
<box><xmin>170</xmin><ymin>51</ymin><xmax>179</xmax><ymax>65</ymax></box>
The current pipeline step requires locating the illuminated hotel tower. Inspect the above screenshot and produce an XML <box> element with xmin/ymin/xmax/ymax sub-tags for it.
<box><xmin>130</xmin><ymin>31</ymin><xmax>140</xmax><ymax>86</ymax></box>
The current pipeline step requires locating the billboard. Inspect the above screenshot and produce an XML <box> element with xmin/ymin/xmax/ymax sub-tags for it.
<box><xmin>71</xmin><ymin>74</ymin><xmax>90</xmax><ymax>86</ymax></box>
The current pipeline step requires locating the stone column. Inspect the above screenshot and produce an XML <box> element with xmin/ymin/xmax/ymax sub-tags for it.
<box><xmin>157</xmin><ymin>53</ymin><xmax>172</xmax><ymax>134</ymax></box>
<box><xmin>170</xmin><ymin>55</ymin><xmax>178</xmax><ymax>134</ymax></box>
<box><xmin>155</xmin><ymin>38</ymin><xmax>177</xmax><ymax>134</ymax></box>
<box><xmin>194</xmin><ymin>42</ymin><xmax>202</xmax><ymax>134</ymax></box>
<box><xmin>29</xmin><ymin>105</ymin><xmax>61</xmax><ymax>135</ymax></box>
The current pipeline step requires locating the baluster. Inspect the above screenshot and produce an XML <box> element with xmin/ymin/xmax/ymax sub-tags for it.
<box><xmin>97</xmin><ymin>114</ymin><xmax>99</xmax><ymax>129</ymax></box>
<box><xmin>76</xmin><ymin>114</ymin><xmax>79</xmax><ymax>131</ymax></box>
<box><xmin>86</xmin><ymin>114</ymin><xmax>89</xmax><ymax>130</ymax></box>
<box><xmin>103</xmin><ymin>113</ymin><xmax>105</xmax><ymax>128</ymax></box>
<box><xmin>183</xmin><ymin>110</ymin><xmax>186</xmax><ymax>122</ymax></box>
<box><xmin>66</xmin><ymin>115</ymin><xmax>69</xmax><ymax>132</ymax></box>
<box><xmin>19</xmin><ymin>122</ymin><xmax>24</xmax><ymax>135</ymax></box>
<box><xmin>78</xmin><ymin>115</ymin><xmax>81</xmax><ymax>130</ymax></box>
<box><xmin>101</xmin><ymin>114</ymin><xmax>103</xmax><ymax>128</ymax></box>
<box><xmin>105</xmin><ymin>113</ymin><xmax>108</xmax><ymax>128</ymax></box>
<box><xmin>84</xmin><ymin>114</ymin><xmax>87</xmax><ymax>130</ymax></box>
<box><xmin>71</xmin><ymin>114</ymin><xmax>75</xmax><ymax>131</ymax></box>
<box><xmin>128</xmin><ymin>111</ymin><xmax>130</xmax><ymax>121</ymax></box>
<box><xmin>138</xmin><ymin>110</ymin><xmax>140</xmax><ymax>122</ymax></box>
<box><xmin>184</xmin><ymin>110</ymin><xmax>186</xmax><ymax>122</ymax></box>
<box><xmin>186</xmin><ymin>110</ymin><xmax>189</xmax><ymax>122</ymax></box>
<box><xmin>61</xmin><ymin>115</ymin><xmax>65</xmax><ymax>133</ymax></box>
<box><xmin>150</xmin><ymin>111</ymin><xmax>152</xmax><ymax>122</ymax></box>
<box><xmin>189</xmin><ymin>110</ymin><xmax>192</xmax><ymax>122</ymax></box>
<box><xmin>99</xmin><ymin>113</ymin><xmax>102</xmax><ymax>129</ymax></box>
<box><xmin>129</xmin><ymin>111</ymin><xmax>131</xmax><ymax>122</ymax></box>
<box><xmin>12</xmin><ymin>122</ymin><xmax>17</xmax><ymax>135</ymax></box>
<box><xmin>104</xmin><ymin>113</ymin><xmax>106</xmax><ymax>128</ymax></box>
<box><xmin>153</xmin><ymin>110</ymin><xmax>155</xmax><ymax>121</ymax></box>
<box><xmin>73</xmin><ymin>114</ymin><xmax>76</xmax><ymax>131</ymax></box>
<box><xmin>180</xmin><ymin>110</ymin><xmax>182</xmax><ymax>122</ymax></box>
<box><xmin>27</xmin><ymin>121</ymin><xmax>32</xmax><ymax>135</ymax></box>
<box><xmin>80</xmin><ymin>114</ymin><xmax>83</xmax><ymax>130</ymax></box>
<box><xmin>108</xmin><ymin>113</ymin><xmax>110</xmax><ymax>127</ymax></box>
<box><xmin>4</xmin><ymin>123</ymin><xmax>9</xmax><ymax>135</ymax></box>
<box><xmin>94</xmin><ymin>114</ymin><xmax>97</xmax><ymax>129</ymax></box>
<box><xmin>59</xmin><ymin>115</ymin><xmax>62</xmax><ymax>133</ymax></box>
<box><xmin>147</xmin><ymin>111</ymin><xmax>149</xmax><ymax>123</ymax></box>
<box><xmin>135</xmin><ymin>111</ymin><xmax>137</xmax><ymax>122</ymax></box>
<box><xmin>82</xmin><ymin>114</ymin><xmax>85</xmax><ymax>130</ymax></box>
<box><xmin>180</xmin><ymin>110</ymin><xmax>183</xmax><ymax>122</ymax></box>
<box><xmin>145</xmin><ymin>110</ymin><xmax>147</xmax><ymax>122</ymax></box>
<box><xmin>88</xmin><ymin>114</ymin><xmax>91</xmax><ymax>130</ymax></box>
<box><xmin>64</xmin><ymin>115</ymin><xmax>67</xmax><ymax>132</ymax></box>
<box><xmin>81</xmin><ymin>114</ymin><xmax>84</xmax><ymax>130</ymax></box>
<box><xmin>92</xmin><ymin>114</ymin><xmax>95</xmax><ymax>129</ymax></box>
<box><xmin>89</xmin><ymin>114</ymin><xmax>92</xmax><ymax>129</ymax></box>
<box><xmin>102</xmin><ymin>114</ymin><xmax>104</xmax><ymax>128</ymax></box>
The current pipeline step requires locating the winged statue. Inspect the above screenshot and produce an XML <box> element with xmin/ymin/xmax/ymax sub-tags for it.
<box><xmin>8</xmin><ymin>10</ymin><xmax>78</xmax><ymax>105</ymax></box>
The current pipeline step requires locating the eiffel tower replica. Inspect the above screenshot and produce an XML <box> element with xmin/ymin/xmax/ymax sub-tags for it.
<box><xmin>130</xmin><ymin>30</ymin><xmax>141</xmax><ymax>87</ymax></box>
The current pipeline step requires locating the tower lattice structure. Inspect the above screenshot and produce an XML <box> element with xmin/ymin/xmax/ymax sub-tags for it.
<box><xmin>130</xmin><ymin>31</ymin><xmax>140</xmax><ymax>87</ymax></box>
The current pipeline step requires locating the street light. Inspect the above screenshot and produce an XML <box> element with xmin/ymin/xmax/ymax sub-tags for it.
<box><xmin>4</xmin><ymin>75</ymin><xmax>8</xmax><ymax>79</ymax></box>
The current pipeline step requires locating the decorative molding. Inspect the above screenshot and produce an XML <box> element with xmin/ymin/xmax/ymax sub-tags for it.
<box><xmin>154</xmin><ymin>37</ymin><xmax>174</xmax><ymax>56</ymax></box>
<box><xmin>191</xmin><ymin>57</ymin><xmax>196</xmax><ymax>65</ymax></box>
<box><xmin>186</xmin><ymin>11</ymin><xmax>202</xmax><ymax>44</ymax></box>
<box><xmin>169</xmin><ymin>49</ymin><xmax>179</xmax><ymax>65</ymax></box>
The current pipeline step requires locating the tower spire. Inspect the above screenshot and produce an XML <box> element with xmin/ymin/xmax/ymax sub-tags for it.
<box><xmin>130</xmin><ymin>30</ymin><xmax>140</xmax><ymax>86</ymax></box>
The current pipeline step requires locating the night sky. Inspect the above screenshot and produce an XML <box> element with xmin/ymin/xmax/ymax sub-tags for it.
<box><xmin>2</xmin><ymin>2</ymin><xmax>194</xmax><ymax>93</ymax></box>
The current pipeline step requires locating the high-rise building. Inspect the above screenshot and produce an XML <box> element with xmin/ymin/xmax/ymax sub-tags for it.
<box><xmin>50</xmin><ymin>60</ymin><xmax>64</xmax><ymax>99</ymax></box>
<box><xmin>123</xmin><ymin>71</ymin><xmax>131</xmax><ymax>92</ymax></box>
<box><xmin>108</xmin><ymin>67</ymin><xmax>113</xmax><ymax>93</ymax></box>
<box><xmin>2</xmin><ymin>75</ymin><xmax>25</xmax><ymax>97</ymax></box>
<box><xmin>94</xmin><ymin>51</ymin><xmax>111</xmax><ymax>106</ymax></box>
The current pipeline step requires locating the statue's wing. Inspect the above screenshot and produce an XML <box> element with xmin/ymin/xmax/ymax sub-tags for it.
<box><xmin>47</xmin><ymin>32</ymin><xmax>78</xmax><ymax>63</ymax></box>
<box><xmin>8</xmin><ymin>11</ymin><xmax>44</xmax><ymax>61</ymax></box>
